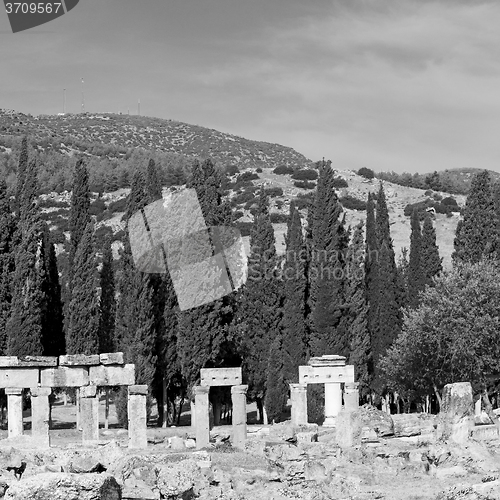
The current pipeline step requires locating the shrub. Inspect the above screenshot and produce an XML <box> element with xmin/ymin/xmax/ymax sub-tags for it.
<box><xmin>332</xmin><ymin>176</ymin><xmax>348</xmax><ymax>189</ymax></box>
<box><xmin>294</xmin><ymin>180</ymin><xmax>316</xmax><ymax>189</ymax></box>
<box><xmin>273</xmin><ymin>165</ymin><xmax>294</xmax><ymax>175</ymax></box>
<box><xmin>256</xmin><ymin>167</ymin><xmax>263</xmax><ymax>173</ymax></box>
<box><xmin>424</xmin><ymin>190</ymin><xmax>433</xmax><ymax>197</ymax></box>
<box><xmin>340</xmin><ymin>195</ymin><xmax>367</xmax><ymax>211</ymax></box>
<box><xmin>89</xmin><ymin>198</ymin><xmax>107</xmax><ymax>217</ymax></box>
<box><xmin>292</xmin><ymin>169</ymin><xmax>318</xmax><ymax>181</ymax></box>
<box><xmin>238</xmin><ymin>172</ymin><xmax>259</xmax><ymax>182</ymax></box>
<box><xmin>233</xmin><ymin>210</ymin><xmax>244</xmax><ymax>220</ymax></box>
<box><xmin>231</xmin><ymin>191</ymin><xmax>255</xmax><ymax>206</ymax></box>
<box><xmin>107</xmin><ymin>197</ymin><xmax>128</xmax><ymax>213</ymax></box>
<box><xmin>433</xmin><ymin>193</ymin><xmax>443</xmax><ymax>201</ymax></box>
<box><xmin>265</xmin><ymin>187</ymin><xmax>284</xmax><ymax>198</ymax></box>
<box><xmin>270</xmin><ymin>213</ymin><xmax>288</xmax><ymax>223</ymax></box>
<box><xmin>225</xmin><ymin>164</ymin><xmax>239</xmax><ymax>176</ymax></box>
<box><xmin>275</xmin><ymin>200</ymin><xmax>284</xmax><ymax>209</ymax></box>
<box><xmin>234</xmin><ymin>221</ymin><xmax>253</xmax><ymax>237</ymax></box>
<box><xmin>442</xmin><ymin>196</ymin><xmax>458</xmax><ymax>207</ymax></box>
<box><xmin>358</xmin><ymin>167</ymin><xmax>375</xmax><ymax>179</ymax></box>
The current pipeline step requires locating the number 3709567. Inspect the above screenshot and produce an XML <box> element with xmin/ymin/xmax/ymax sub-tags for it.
<box><xmin>5</xmin><ymin>2</ymin><xmax>62</xmax><ymax>14</ymax></box>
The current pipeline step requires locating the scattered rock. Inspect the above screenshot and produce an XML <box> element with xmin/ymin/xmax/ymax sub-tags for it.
<box><xmin>167</xmin><ymin>436</ymin><xmax>185</xmax><ymax>450</ymax></box>
<box><xmin>67</xmin><ymin>457</ymin><xmax>106</xmax><ymax>473</ymax></box>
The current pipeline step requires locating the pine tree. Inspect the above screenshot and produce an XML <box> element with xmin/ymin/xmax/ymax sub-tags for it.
<box><xmin>41</xmin><ymin>224</ymin><xmax>65</xmax><ymax>356</ymax></box>
<box><xmin>66</xmin><ymin>221</ymin><xmax>100</xmax><ymax>354</ymax></box>
<box><xmin>281</xmin><ymin>202</ymin><xmax>307</xmax><ymax>384</ymax></box>
<box><xmin>235</xmin><ymin>188</ymin><xmax>282</xmax><ymax>422</ymax></box>
<box><xmin>421</xmin><ymin>214</ymin><xmax>442</xmax><ymax>287</ymax></box>
<box><xmin>0</xmin><ymin>181</ymin><xmax>16</xmax><ymax>355</ymax></box>
<box><xmin>7</xmin><ymin>159</ymin><xmax>45</xmax><ymax>356</ymax></box>
<box><xmin>396</xmin><ymin>247</ymin><xmax>409</xmax><ymax>310</ymax></box>
<box><xmin>68</xmin><ymin>159</ymin><xmax>91</xmax><ymax>274</ymax></box>
<box><xmin>308</xmin><ymin>161</ymin><xmax>348</xmax><ymax>356</ymax></box>
<box><xmin>453</xmin><ymin>170</ymin><xmax>498</xmax><ymax>264</ymax></box>
<box><xmin>99</xmin><ymin>237</ymin><xmax>115</xmax><ymax>353</ymax></box>
<box><xmin>15</xmin><ymin>136</ymin><xmax>28</xmax><ymax>216</ymax></box>
<box><xmin>407</xmin><ymin>209</ymin><xmax>425</xmax><ymax>308</ymax></box>
<box><xmin>345</xmin><ymin>222</ymin><xmax>371</xmax><ymax>398</ymax></box>
<box><xmin>264</xmin><ymin>332</ymin><xmax>287</xmax><ymax>423</ymax></box>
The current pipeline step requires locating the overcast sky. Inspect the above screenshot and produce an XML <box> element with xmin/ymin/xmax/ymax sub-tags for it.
<box><xmin>1</xmin><ymin>0</ymin><xmax>500</xmax><ymax>173</ymax></box>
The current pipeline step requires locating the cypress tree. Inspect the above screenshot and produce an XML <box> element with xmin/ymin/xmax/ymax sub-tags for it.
<box><xmin>407</xmin><ymin>209</ymin><xmax>424</xmax><ymax>308</ymax></box>
<box><xmin>365</xmin><ymin>193</ymin><xmax>379</xmax><ymax>338</ymax></box>
<box><xmin>308</xmin><ymin>161</ymin><xmax>348</xmax><ymax>356</ymax></box>
<box><xmin>146</xmin><ymin>159</ymin><xmax>162</xmax><ymax>203</ymax></box>
<box><xmin>41</xmin><ymin>224</ymin><xmax>65</xmax><ymax>356</ymax></box>
<box><xmin>125</xmin><ymin>170</ymin><xmax>147</xmax><ymax>221</ymax></box>
<box><xmin>99</xmin><ymin>236</ymin><xmax>115</xmax><ymax>353</ymax></box>
<box><xmin>453</xmin><ymin>170</ymin><xmax>498</xmax><ymax>264</ymax></box>
<box><xmin>236</xmin><ymin>188</ymin><xmax>282</xmax><ymax>422</ymax></box>
<box><xmin>15</xmin><ymin>136</ymin><xmax>28</xmax><ymax>216</ymax></box>
<box><xmin>0</xmin><ymin>180</ymin><xmax>16</xmax><ymax>354</ymax></box>
<box><xmin>281</xmin><ymin>202</ymin><xmax>307</xmax><ymax>384</ymax></box>
<box><xmin>264</xmin><ymin>332</ymin><xmax>287</xmax><ymax>423</ymax></box>
<box><xmin>421</xmin><ymin>214</ymin><xmax>442</xmax><ymax>286</ymax></box>
<box><xmin>7</xmin><ymin>159</ymin><xmax>45</xmax><ymax>356</ymax></box>
<box><xmin>66</xmin><ymin>221</ymin><xmax>100</xmax><ymax>354</ymax></box>
<box><xmin>345</xmin><ymin>222</ymin><xmax>371</xmax><ymax>399</ymax></box>
<box><xmin>68</xmin><ymin>159</ymin><xmax>91</xmax><ymax>275</ymax></box>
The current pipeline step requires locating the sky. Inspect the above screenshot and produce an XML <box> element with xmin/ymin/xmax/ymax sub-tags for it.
<box><xmin>1</xmin><ymin>0</ymin><xmax>500</xmax><ymax>173</ymax></box>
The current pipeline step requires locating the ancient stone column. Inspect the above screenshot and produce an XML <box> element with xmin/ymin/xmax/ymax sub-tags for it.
<box><xmin>128</xmin><ymin>385</ymin><xmax>148</xmax><ymax>449</ymax></box>
<box><xmin>231</xmin><ymin>385</ymin><xmax>248</xmax><ymax>449</ymax></box>
<box><xmin>290</xmin><ymin>383</ymin><xmax>308</xmax><ymax>426</ymax></box>
<box><xmin>80</xmin><ymin>385</ymin><xmax>99</xmax><ymax>443</ymax></box>
<box><xmin>475</xmin><ymin>398</ymin><xmax>482</xmax><ymax>417</ymax></box>
<box><xmin>344</xmin><ymin>382</ymin><xmax>360</xmax><ymax>411</ymax></box>
<box><xmin>31</xmin><ymin>386</ymin><xmax>51</xmax><ymax>447</ymax></box>
<box><xmin>6</xmin><ymin>388</ymin><xmax>23</xmax><ymax>438</ymax></box>
<box><xmin>324</xmin><ymin>383</ymin><xmax>342</xmax><ymax>427</ymax></box>
<box><xmin>194</xmin><ymin>385</ymin><xmax>210</xmax><ymax>449</ymax></box>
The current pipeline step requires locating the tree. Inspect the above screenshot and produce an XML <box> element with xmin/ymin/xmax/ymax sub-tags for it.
<box><xmin>345</xmin><ymin>222</ymin><xmax>371</xmax><ymax>398</ymax></box>
<box><xmin>308</xmin><ymin>161</ymin><xmax>348</xmax><ymax>356</ymax></box>
<box><xmin>40</xmin><ymin>224</ymin><xmax>65</xmax><ymax>356</ymax></box>
<box><xmin>235</xmin><ymin>188</ymin><xmax>282</xmax><ymax>422</ymax></box>
<box><xmin>420</xmin><ymin>214</ymin><xmax>442</xmax><ymax>287</ymax></box>
<box><xmin>7</xmin><ymin>159</ymin><xmax>45</xmax><ymax>356</ymax></box>
<box><xmin>99</xmin><ymin>237</ymin><xmax>115</xmax><ymax>353</ymax></box>
<box><xmin>264</xmin><ymin>332</ymin><xmax>287</xmax><ymax>423</ymax></box>
<box><xmin>381</xmin><ymin>259</ymin><xmax>500</xmax><ymax>409</ymax></box>
<box><xmin>66</xmin><ymin>221</ymin><xmax>100</xmax><ymax>354</ymax></box>
<box><xmin>146</xmin><ymin>159</ymin><xmax>162</xmax><ymax>203</ymax></box>
<box><xmin>0</xmin><ymin>180</ymin><xmax>16</xmax><ymax>354</ymax></box>
<box><xmin>281</xmin><ymin>202</ymin><xmax>307</xmax><ymax>384</ymax></box>
<box><xmin>453</xmin><ymin>170</ymin><xmax>498</xmax><ymax>264</ymax></box>
<box><xmin>125</xmin><ymin>171</ymin><xmax>147</xmax><ymax>222</ymax></box>
<box><xmin>407</xmin><ymin>209</ymin><xmax>424</xmax><ymax>308</ymax></box>
<box><xmin>15</xmin><ymin>136</ymin><xmax>28</xmax><ymax>216</ymax></box>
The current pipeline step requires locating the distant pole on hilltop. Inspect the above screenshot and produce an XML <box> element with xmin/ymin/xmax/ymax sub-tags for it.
<box><xmin>63</xmin><ymin>88</ymin><xmax>66</xmax><ymax>114</ymax></box>
<box><xmin>138</xmin><ymin>99</ymin><xmax>140</xmax><ymax>116</ymax></box>
<box><xmin>81</xmin><ymin>77</ymin><xmax>85</xmax><ymax>113</ymax></box>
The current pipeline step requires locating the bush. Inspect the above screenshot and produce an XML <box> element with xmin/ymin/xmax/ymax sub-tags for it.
<box><xmin>231</xmin><ymin>191</ymin><xmax>255</xmax><ymax>206</ymax></box>
<box><xmin>265</xmin><ymin>187</ymin><xmax>284</xmax><ymax>198</ymax></box>
<box><xmin>234</xmin><ymin>221</ymin><xmax>253</xmax><ymax>237</ymax></box>
<box><xmin>238</xmin><ymin>172</ymin><xmax>259</xmax><ymax>182</ymax></box>
<box><xmin>340</xmin><ymin>195</ymin><xmax>367</xmax><ymax>211</ymax></box>
<box><xmin>358</xmin><ymin>167</ymin><xmax>375</xmax><ymax>179</ymax></box>
<box><xmin>332</xmin><ymin>177</ymin><xmax>348</xmax><ymax>189</ymax></box>
<box><xmin>256</xmin><ymin>167</ymin><xmax>263</xmax><ymax>173</ymax></box>
<box><xmin>433</xmin><ymin>193</ymin><xmax>443</xmax><ymax>201</ymax></box>
<box><xmin>424</xmin><ymin>190</ymin><xmax>433</xmax><ymax>197</ymax></box>
<box><xmin>442</xmin><ymin>196</ymin><xmax>458</xmax><ymax>207</ymax></box>
<box><xmin>292</xmin><ymin>169</ymin><xmax>318</xmax><ymax>181</ymax></box>
<box><xmin>89</xmin><ymin>198</ymin><xmax>107</xmax><ymax>216</ymax></box>
<box><xmin>107</xmin><ymin>197</ymin><xmax>128</xmax><ymax>213</ymax></box>
<box><xmin>293</xmin><ymin>180</ymin><xmax>316</xmax><ymax>190</ymax></box>
<box><xmin>225</xmin><ymin>164</ymin><xmax>239</xmax><ymax>176</ymax></box>
<box><xmin>275</xmin><ymin>200</ymin><xmax>284</xmax><ymax>210</ymax></box>
<box><xmin>273</xmin><ymin>165</ymin><xmax>294</xmax><ymax>175</ymax></box>
<box><xmin>270</xmin><ymin>213</ymin><xmax>288</xmax><ymax>223</ymax></box>
<box><xmin>233</xmin><ymin>210</ymin><xmax>244</xmax><ymax>220</ymax></box>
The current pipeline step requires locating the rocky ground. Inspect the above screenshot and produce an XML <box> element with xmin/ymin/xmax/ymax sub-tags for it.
<box><xmin>1</xmin><ymin>403</ymin><xmax>500</xmax><ymax>499</ymax></box>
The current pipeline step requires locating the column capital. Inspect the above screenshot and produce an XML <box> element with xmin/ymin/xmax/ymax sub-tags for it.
<box><xmin>31</xmin><ymin>386</ymin><xmax>52</xmax><ymax>397</ymax></box>
<box><xmin>231</xmin><ymin>384</ymin><xmax>248</xmax><ymax>395</ymax></box>
<box><xmin>290</xmin><ymin>383</ymin><xmax>307</xmax><ymax>392</ymax></box>
<box><xmin>193</xmin><ymin>385</ymin><xmax>210</xmax><ymax>395</ymax></box>
<box><xmin>5</xmin><ymin>388</ymin><xmax>23</xmax><ymax>396</ymax></box>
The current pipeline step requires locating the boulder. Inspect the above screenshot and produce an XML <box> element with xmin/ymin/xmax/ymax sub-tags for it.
<box><xmin>392</xmin><ymin>413</ymin><xmax>436</xmax><ymax>437</ymax></box>
<box><xmin>335</xmin><ymin>406</ymin><xmax>394</xmax><ymax>448</ymax></box>
<box><xmin>5</xmin><ymin>473</ymin><xmax>120</xmax><ymax>500</ymax></box>
<box><xmin>66</xmin><ymin>457</ymin><xmax>106</xmax><ymax>474</ymax></box>
<box><xmin>156</xmin><ymin>459</ymin><xmax>208</xmax><ymax>499</ymax></box>
<box><xmin>122</xmin><ymin>477</ymin><xmax>159</xmax><ymax>500</ymax></box>
<box><xmin>167</xmin><ymin>436</ymin><xmax>185</xmax><ymax>450</ymax></box>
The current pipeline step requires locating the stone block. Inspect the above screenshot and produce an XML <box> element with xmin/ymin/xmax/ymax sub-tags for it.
<box><xmin>441</xmin><ymin>382</ymin><xmax>474</xmax><ymax>419</ymax></box>
<box><xmin>307</xmin><ymin>355</ymin><xmax>346</xmax><ymax>367</ymax></box>
<box><xmin>80</xmin><ymin>385</ymin><xmax>98</xmax><ymax>398</ymax></box>
<box><xmin>0</xmin><ymin>368</ymin><xmax>39</xmax><ymax>388</ymax></box>
<box><xmin>128</xmin><ymin>391</ymin><xmax>147</xmax><ymax>449</ymax></box>
<box><xmin>129</xmin><ymin>384</ymin><xmax>148</xmax><ymax>395</ymax></box>
<box><xmin>89</xmin><ymin>364</ymin><xmax>135</xmax><ymax>386</ymax></box>
<box><xmin>194</xmin><ymin>385</ymin><xmax>210</xmax><ymax>449</ymax></box>
<box><xmin>299</xmin><ymin>364</ymin><xmax>355</xmax><ymax>385</ymax></box>
<box><xmin>99</xmin><ymin>352</ymin><xmax>124</xmax><ymax>365</ymax></box>
<box><xmin>59</xmin><ymin>354</ymin><xmax>100</xmax><ymax>366</ymax></box>
<box><xmin>200</xmin><ymin>367</ymin><xmax>242</xmax><ymax>386</ymax></box>
<box><xmin>471</xmin><ymin>424</ymin><xmax>499</xmax><ymax>441</ymax></box>
<box><xmin>0</xmin><ymin>356</ymin><xmax>57</xmax><ymax>367</ymax></box>
<box><xmin>31</xmin><ymin>386</ymin><xmax>52</xmax><ymax>397</ymax></box>
<box><xmin>81</xmin><ymin>396</ymin><xmax>99</xmax><ymax>442</ymax></box>
<box><xmin>40</xmin><ymin>366</ymin><xmax>89</xmax><ymax>387</ymax></box>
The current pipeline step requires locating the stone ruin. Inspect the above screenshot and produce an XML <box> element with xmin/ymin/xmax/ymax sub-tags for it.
<box><xmin>0</xmin><ymin>352</ymin><xmax>148</xmax><ymax>449</ymax></box>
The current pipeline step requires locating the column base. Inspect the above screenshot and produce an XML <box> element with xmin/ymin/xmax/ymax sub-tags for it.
<box><xmin>323</xmin><ymin>416</ymin><xmax>337</xmax><ymax>427</ymax></box>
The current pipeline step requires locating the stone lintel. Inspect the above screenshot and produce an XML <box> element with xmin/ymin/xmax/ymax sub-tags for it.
<box><xmin>99</xmin><ymin>352</ymin><xmax>124</xmax><ymax>365</ymax></box>
<box><xmin>5</xmin><ymin>387</ymin><xmax>23</xmax><ymax>395</ymax></box>
<box><xmin>59</xmin><ymin>354</ymin><xmax>100</xmax><ymax>366</ymax></box>
<box><xmin>128</xmin><ymin>384</ymin><xmax>148</xmax><ymax>395</ymax></box>
<box><xmin>0</xmin><ymin>356</ymin><xmax>57</xmax><ymax>367</ymax></box>
<box><xmin>89</xmin><ymin>364</ymin><xmax>135</xmax><ymax>386</ymax></box>
<box><xmin>31</xmin><ymin>386</ymin><xmax>52</xmax><ymax>397</ymax></box>
<box><xmin>40</xmin><ymin>367</ymin><xmax>89</xmax><ymax>387</ymax></box>
<box><xmin>299</xmin><ymin>364</ymin><xmax>355</xmax><ymax>385</ymax></box>
<box><xmin>200</xmin><ymin>367</ymin><xmax>242</xmax><ymax>387</ymax></box>
<box><xmin>307</xmin><ymin>355</ymin><xmax>346</xmax><ymax>367</ymax></box>
<box><xmin>0</xmin><ymin>369</ymin><xmax>39</xmax><ymax>389</ymax></box>
<box><xmin>80</xmin><ymin>385</ymin><xmax>98</xmax><ymax>398</ymax></box>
